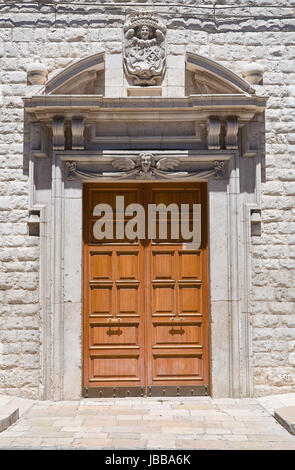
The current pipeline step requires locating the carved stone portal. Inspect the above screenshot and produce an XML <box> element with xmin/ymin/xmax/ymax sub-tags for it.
<box><xmin>123</xmin><ymin>12</ymin><xmax>166</xmax><ymax>85</ymax></box>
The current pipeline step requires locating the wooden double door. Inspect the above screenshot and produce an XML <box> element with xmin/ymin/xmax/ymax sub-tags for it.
<box><xmin>83</xmin><ymin>183</ymin><xmax>209</xmax><ymax>397</ymax></box>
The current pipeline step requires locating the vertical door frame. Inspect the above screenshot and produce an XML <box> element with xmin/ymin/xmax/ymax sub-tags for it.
<box><xmin>37</xmin><ymin>150</ymin><xmax>254</xmax><ymax>399</ymax></box>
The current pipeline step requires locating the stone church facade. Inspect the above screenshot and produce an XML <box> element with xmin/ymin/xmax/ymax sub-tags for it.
<box><xmin>0</xmin><ymin>1</ymin><xmax>294</xmax><ymax>400</ymax></box>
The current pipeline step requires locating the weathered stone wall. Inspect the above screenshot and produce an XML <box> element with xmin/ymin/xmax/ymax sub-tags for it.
<box><xmin>0</xmin><ymin>0</ymin><xmax>295</xmax><ymax>398</ymax></box>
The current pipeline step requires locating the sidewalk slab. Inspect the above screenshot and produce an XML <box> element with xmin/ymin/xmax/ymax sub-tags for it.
<box><xmin>274</xmin><ymin>406</ymin><xmax>295</xmax><ymax>435</ymax></box>
<box><xmin>0</xmin><ymin>393</ymin><xmax>295</xmax><ymax>449</ymax></box>
<box><xmin>257</xmin><ymin>393</ymin><xmax>295</xmax><ymax>415</ymax></box>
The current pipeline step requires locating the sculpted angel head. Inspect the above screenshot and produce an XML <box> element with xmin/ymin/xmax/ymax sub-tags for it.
<box><xmin>139</xmin><ymin>24</ymin><xmax>151</xmax><ymax>40</ymax></box>
<box><xmin>140</xmin><ymin>153</ymin><xmax>153</xmax><ymax>172</ymax></box>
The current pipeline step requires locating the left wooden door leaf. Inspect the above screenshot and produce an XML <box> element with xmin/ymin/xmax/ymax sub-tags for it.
<box><xmin>83</xmin><ymin>185</ymin><xmax>145</xmax><ymax>390</ymax></box>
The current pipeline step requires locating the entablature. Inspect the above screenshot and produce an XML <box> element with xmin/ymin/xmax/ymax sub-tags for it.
<box><xmin>24</xmin><ymin>94</ymin><xmax>267</xmax><ymax>121</ymax></box>
<box><xmin>25</xmin><ymin>93</ymin><xmax>266</xmax><ymax>156</ymax></box>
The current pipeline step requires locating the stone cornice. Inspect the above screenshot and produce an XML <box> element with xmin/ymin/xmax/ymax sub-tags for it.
<box><xmin>24</xmin><ymin>94</ymin><xmax>267</xmax><ymax>122</ymax></box>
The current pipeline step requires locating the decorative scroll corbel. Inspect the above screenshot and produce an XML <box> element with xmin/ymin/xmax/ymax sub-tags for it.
<box><xmin>225</xmin><ymin>117</ymin><xmax>239</xmax><ymax>150</ymax></box>
<box><xmin>52</xmin><ymin>117</ymin><xmax>65</xmax><ymax>150</ymax></box>
<box><xmin>65</xmin><ymin>161</ymin><xmax>77</xmax><ymax>180</ymax></box>
<box><xmin>207</xmin><ymin>117</ymin><xmax>221</xmax><ymax>150</ymax></box>
<box><xmin>72</xmin><ymin>118</ymin><xmax>84</xmax><ymax>150</ymax></box>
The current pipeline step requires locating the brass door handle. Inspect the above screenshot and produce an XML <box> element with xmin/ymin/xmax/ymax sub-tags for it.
<box><xmin>170</xmin><ymin>316</ymin><xmax>183</xmax><ymax>322</ymax></box>
<box><xmin>109</xmin><ymin>317</ymin><xmax>121</xmax><ymax>323</ymax></box>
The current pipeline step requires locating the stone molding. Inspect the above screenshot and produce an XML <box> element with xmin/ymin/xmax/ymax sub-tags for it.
<box><xmin>24</xmin><ymin>94</ymin><xmax>267</xmax><ymax>118</ymax></box>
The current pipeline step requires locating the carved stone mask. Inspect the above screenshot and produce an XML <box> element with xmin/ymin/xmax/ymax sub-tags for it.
<box><xmin>140</xmin><ymin>154</ymin><xmax>152</xmax><ymax>172</ymax></box>
<box><xmin>139</xmin><ymin>25</ymin><xmax>150</xmax><ymax>40</ymax></box>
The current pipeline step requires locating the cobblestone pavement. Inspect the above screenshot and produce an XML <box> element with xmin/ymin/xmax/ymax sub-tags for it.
<box><xmin>0</xmin><ymin>395</ymin><xmax>295</xmax><ymax>450</ymax></box>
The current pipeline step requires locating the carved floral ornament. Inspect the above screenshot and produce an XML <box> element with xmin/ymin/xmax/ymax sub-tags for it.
<box><xmin>123</xmin><ymin>12</ymin><xmax>166</xmax><ymax>85</ymax></box>
<box><xmin>65</xmin><ymin>153</ymin><xmax>225</xmax><ymax>181</ymax></box>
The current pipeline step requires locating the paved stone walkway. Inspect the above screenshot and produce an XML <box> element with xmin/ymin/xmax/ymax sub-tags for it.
<box><xmin>0</xmin><ymin>395</ymin><xmax>295</xmax><ymax>449</ymax></box>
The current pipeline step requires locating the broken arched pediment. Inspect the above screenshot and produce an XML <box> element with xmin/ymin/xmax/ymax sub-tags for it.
<box><xmin>51</xmin><ymin>69</ymin><xmax>105</xmax><ymax>95</ymax></box>
<box><xmin>39</xmin><ymin>50</ymin><xmax>254</xmax><ymax>98</ymax></box>
<box><xmin>186</xmin><ymin>52</ymin><xmax>255</xmax><ymax>95</ymax></box>
<box><xmin>186</xmin><ymin>69</ymin><xmax>243</xmax><ymax>95</ymax></box>
<box><xmin>43</xmin><ymin>52</ymin><xmax>105</xmax><ymax>95</ymax></box>
<box><xmin>24</xmin><ymin>49</ymin><xmax>267</xmax><ymax>156</ymax></box>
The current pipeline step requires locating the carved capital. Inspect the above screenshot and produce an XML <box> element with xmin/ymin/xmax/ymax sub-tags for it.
<box><xmin>207</xmin><ymin>117</ymin><xmax>221</xmax><ymax>150</ymax></box>
<box><xmin>52</xmin><ymin>117</ymin><xmax>65</xmax><ymax>150</ymax></box>
<box><xmin>225</xmin><ymin>117</ymin><xmax>239</xmax><ymax>150</ymax></box>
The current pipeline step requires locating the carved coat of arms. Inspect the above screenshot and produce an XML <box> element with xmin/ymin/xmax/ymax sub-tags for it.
<box><xmin>123</xmin><ymin>12</ymin><xmax>166</xmax><ymax>85</ymax></box>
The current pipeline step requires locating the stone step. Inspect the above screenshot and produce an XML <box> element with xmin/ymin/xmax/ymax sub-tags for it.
<box><xmin>0</xmin><ymin>406</ymin><xmax>19</xmax><ymax>433</ymax></box>
<box><xmin>274</xmin><ymin>406</ymin><xmax>295</xmax><ymax>435</ymax></box>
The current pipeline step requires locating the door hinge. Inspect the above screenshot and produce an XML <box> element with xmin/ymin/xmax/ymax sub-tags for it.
<box><xmin>84</xmin><ymin>387</ymin><xmax>88</xmax><ymax>398</ymax></box>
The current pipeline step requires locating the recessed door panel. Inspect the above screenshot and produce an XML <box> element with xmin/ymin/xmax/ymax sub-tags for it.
<box><xmin>153</xmin><ymin>354</ymin><xmax>203</xmax><ymax>381</ymax></box>
<box><xmin>153</xmin><ymin>321</ymin><xmax>202</xmax><ymax>347</ymax></box>
<box><xmin>90</xmin><ymin>321</ymin><xmax>139</xmax><ymax>347</ymax></box>
<box><xmin>90</xmin><ymin>354</ymin><xmax>140</xmax><ymax>382</ymax></box>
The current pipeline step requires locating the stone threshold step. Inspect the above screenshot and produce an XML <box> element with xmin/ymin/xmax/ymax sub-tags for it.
<box><xmin>274</xmin><ymin>406</ymin><xmax>295</xmax><ymax>435</ymax></box>
<box><xmin>0</xmin><ymin>406</ymin><xmax>19</xmax><ymax>433</ymax></box>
